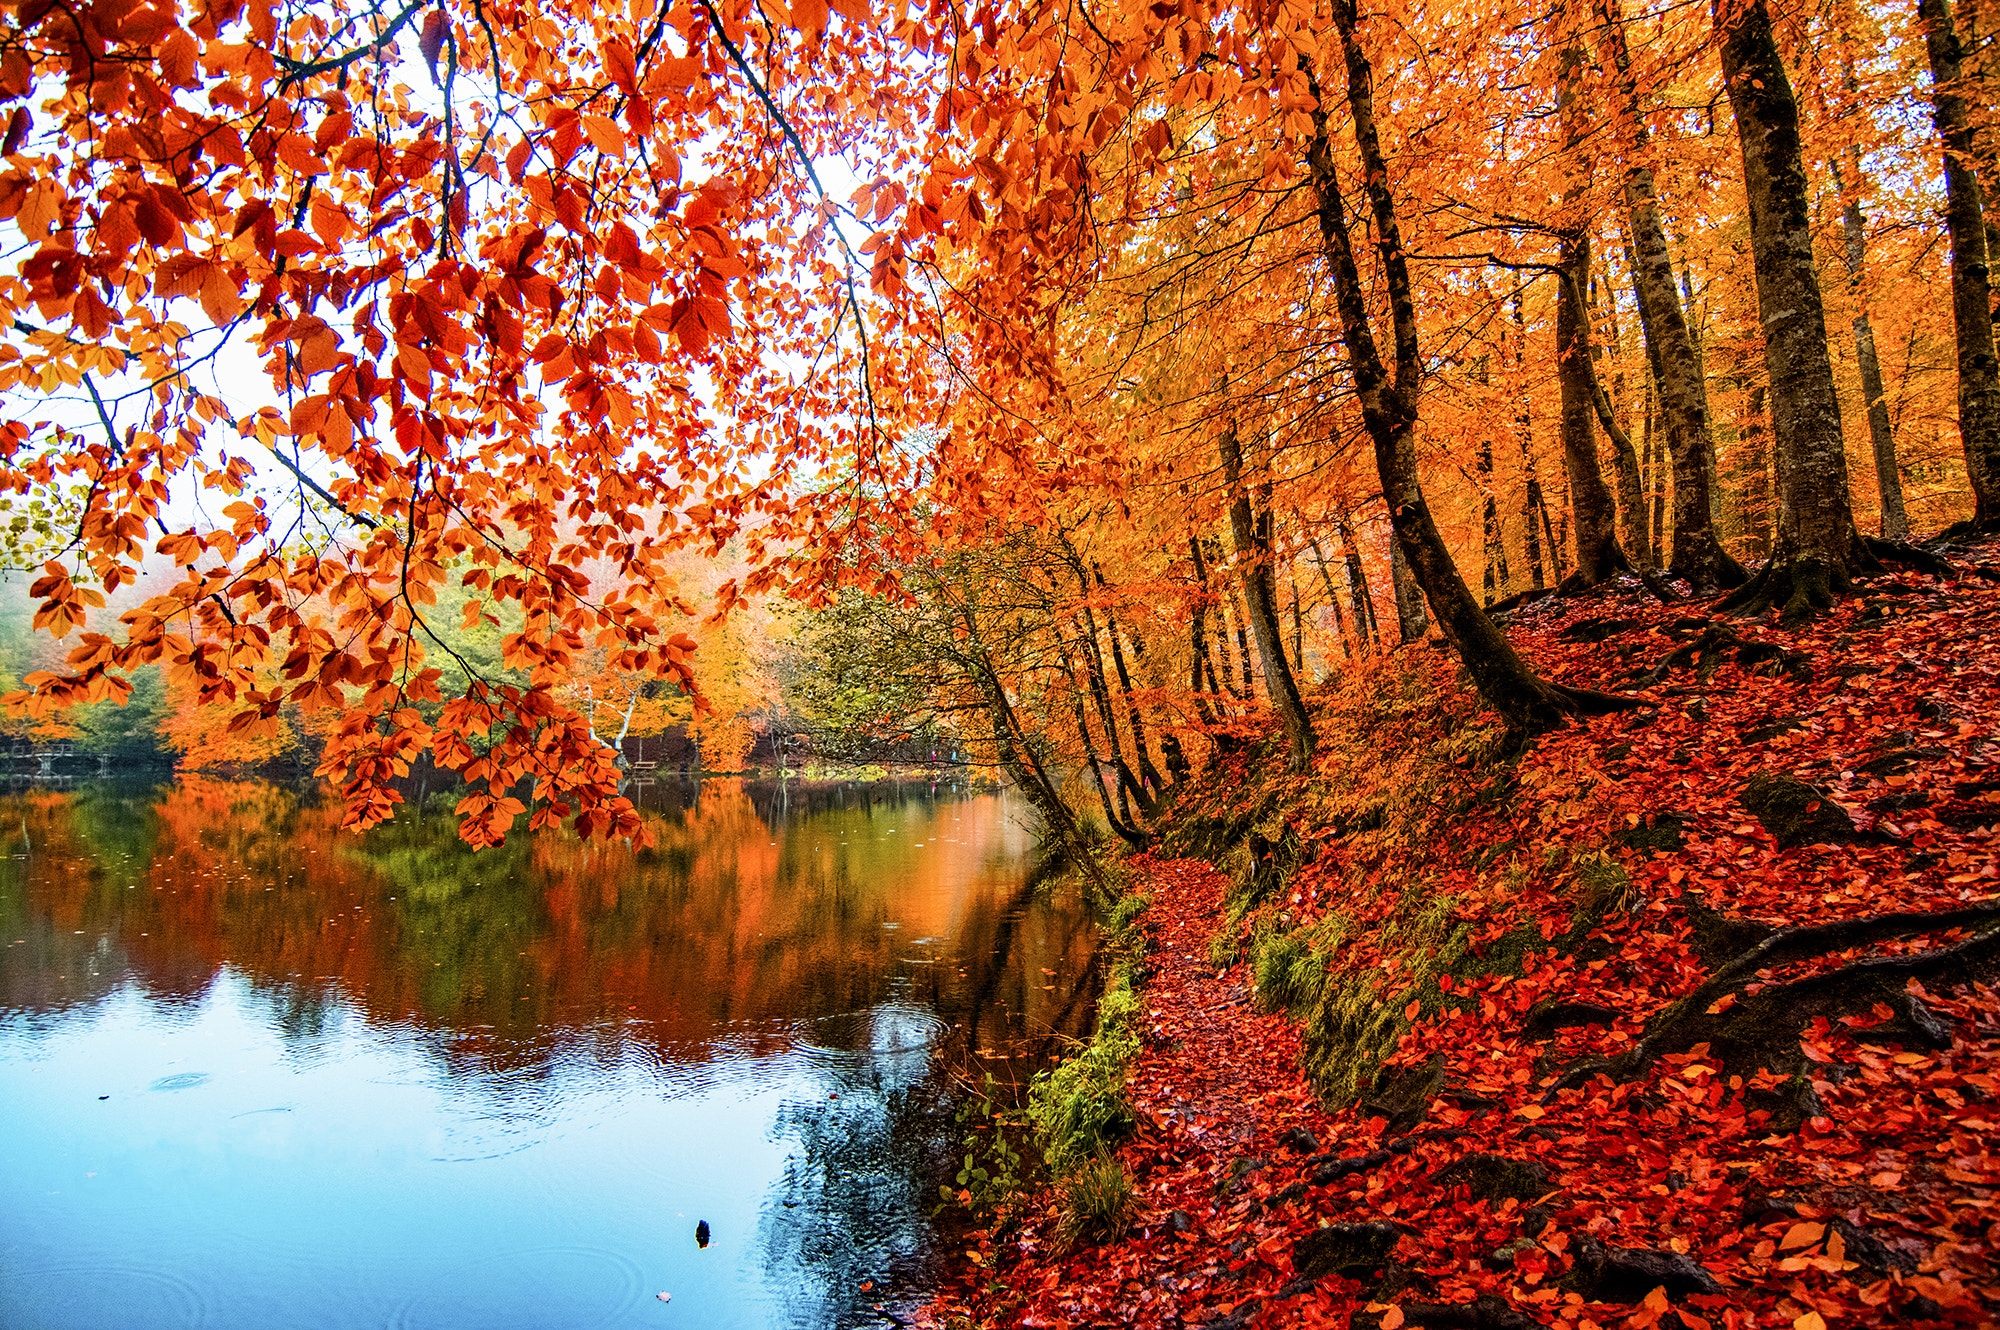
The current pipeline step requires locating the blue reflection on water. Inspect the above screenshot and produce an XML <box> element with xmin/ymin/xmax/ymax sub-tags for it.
<box><xmin>0</xmin><ymin>782</ymin><xmax>1096</xmax><ymax>1330</ymax></box>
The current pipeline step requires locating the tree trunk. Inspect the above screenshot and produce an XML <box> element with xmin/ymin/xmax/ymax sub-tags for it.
<box><xmin>1480</xmin><ymin>430</ymin><xmax>1511</xmax><ymax>603</ymax></box>
<box><xmin>1593</xmin><ymin>258</ymin><xmax>1654</xmax><ymax>567</ymax></box>
<box><xmin>1186</xmin><ymin>536</ymin><xmax>1227</xmax><ymax>720</ymax></box>
<box><xmin>1303</xmin><ymin>8</ymin><xmax>1628</xmax><ymax>734</ymax></box>
<box><xmin>1830</xmin><ymin>154</ymin><xmax>1911</xmax><ymax>539</ymax></box>
<box><xmin>1598</xmin><ymin>0</ymin><xmax>1747</xmax><ymax>591</ymax></box>
<box><xmin>1096</xmin><ymin>581</ymin><xmax>1168</xmax><ymax>796</ymax></box>
<box><xmin>1919</xmin><ymin>0</ymin><xmax>2000</xmax><ymax>526</ymax></box>
<box><xmin>1221</xmin><ymin>427</ymin><xmax>1315</xmax><ymax>772</ymax></box>
<box><xmin>1229</xmin><ymin>586</ymin><xmax>1256</xmax><ymax>697</ymax></box>
<box><xmin>1717</xmin><ymin>0</ymin><xmax>1878</xmax><ymax>619</ymax></box>
<box><xmin>1558</xmin><ymin>231</ymin><xmax>1630</xmax><ymax>584</ymax></box>
<box><xmin>1289</xmin><ymin>569</ymin><xmax>1306</xmax><ymax>676</ymax></box>
<box><xmin>1337</xmin><ymin>517</ymin><xmax>1380</xmax><ymax>643</ymax></box>
<box><xmin>1307</xmin><ymin>532</ymin><xmax>1355</xmax><ymax>657</ymax></box>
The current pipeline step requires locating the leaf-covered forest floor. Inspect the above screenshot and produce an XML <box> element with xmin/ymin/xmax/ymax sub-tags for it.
<box><xmin>919</xmin><ymin>538</ymin><xmax>2000</xmax><ymax>1330</ymax></box>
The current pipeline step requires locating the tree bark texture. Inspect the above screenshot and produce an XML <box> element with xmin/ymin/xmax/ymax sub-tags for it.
<box><xmin>1221</xmin><ymin>426</ymin><xmax>1316</xmax><ymax>772</ymax></box>
<box><xmin>1337</xmin><ymin>517</ymin><xmax>1381</xmax><ymax>643</ymax></box>
<box><xmin>1599</xmin><ymin>0</ymin><xmax>1746</xmax><ymax>590</ymax></box>
<box><xmin>1552</xmin><ymin>223</ymin><xmax>1632</xmax><ymax>580</ymax></box>
<box><xmin>1558</xmin><ymin>230</ymin><xmax>1632</xmax><ymax>584</ymax></box>
<box><xmin>1718</xmin><ymin>0</ymin><xmax>1875</xmax><ymax>617</ymax></box>
<box><xmin>1591</xmin><ymin>263</ymin><xmax>1653</xmax><ymax>568</ymax></box>
<box><xmin>1831</xmin><ymin>156</ymin><xmax>1911</xmax><ymax>539</ymax></box>
<box><xmin>1920</xmin><ymin>0</ymin><xmax>2000</xmax><ymax>526</ymax></box>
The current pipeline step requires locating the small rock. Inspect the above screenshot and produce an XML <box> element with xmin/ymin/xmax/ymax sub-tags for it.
<box><xmin>695</xmin><ymin>1220</ymin><xmax>710</xmax><ymax>1248</ymax></box>
<box><xmin>1292</xmin><ymin>1221</ymin><xmax>1400</xmax><ymax>1280</ymax></box>
<box><xmin>1166</xmin><ymin>1209</ymin><xmax>1193</xmax><ymax>1234</ymax></box>
<box><xmin>1741</xmin><ymin>715</ymin><xmax>1805</xmax><ymax>744</ymax></box>
<box><xmin>1741</xmin><ymin>771</ymin><xmax>1856</xmax><ymax>848</ymax></box>
<box><xmin>1615</xmin><ymin>812</ymin><xmax>1686</xmax><ymax>853</ymax></box>
<box><xmin>1362</xmin><ymin>1053</ymin><xmax>1445</xmax><ymax>1134</ymax></box>
<box><xmin>1486</xmin><ymin>1236</ymin><xmax>1541</xmax><ymax>1269</ymax></box>
<box><xmin>1562</xmin><ymin>616</ymin><xmax>1642</xmax><ymax>643</ymax></box>
<box><xmin>1521</xmin><ymin>999</ymin><xmax>1622</xmax><ymax>1040</ymax></box>
<box><xmin>655</xmin><ymin>1291</ymin><xmax>672</xmax><ymax>1303</ymax></box>
<box><xmin>1831</xmin><ymin>1218</ymin><xmax>1918</xmax><ymax>1277</ymax></box>
<box><xmin>1278</xmin><ymin>1126</ymin><xmax>1321</xmax><ymax>1155</ymax></box>
<box><xmin>1740</xmin><ymin>1187</ymin><xmax>1797</xmax><ymax>1225</ymax></box>
<box><xmin>1746</xmin><ymin>1074</ymin><xmax>1825</xmax><ymax>1134</ymax></box>
<box><xmin>1431</xmin><ymin>1153</ymin><xmax>1552</xmax><ymax>1204</ymax></box>
<box><xmin>1520</xmin><ymin>1205</ymin><xmax>1554</xmax><ymax>1237</ymax></box>
<box><xmin>1564</xmin><ymin>1238</ymin><xmax>1722</xmax><ymax>1302</ymax></box>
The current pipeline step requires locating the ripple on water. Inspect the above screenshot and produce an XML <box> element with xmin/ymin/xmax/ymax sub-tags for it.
<box><xmin>384</xmin><ymin>1244</ymin><xmax>647</xmax><ymax>1330</ymax></box>
<box><xmin>148</xmin><ymin>1072</ymin><xmax>210</xmax><ymax>1092</ymax></box>
<box><xmin>1</xmin><ymin>1262</ymin><xmax>209</xmax><ymax>1330</ymax></box>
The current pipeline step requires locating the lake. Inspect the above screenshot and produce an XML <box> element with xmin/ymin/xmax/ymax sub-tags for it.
<box><xmin>0</xmin><ymin>777</ymin><xmax>1099</xmax><ymax>1330</ymax></box>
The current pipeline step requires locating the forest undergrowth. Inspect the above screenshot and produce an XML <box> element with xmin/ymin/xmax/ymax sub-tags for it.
<box><xmin>918</xmin><ymin>539</ymin><xmax>2000</xmax><ymax>1330</ymax></box>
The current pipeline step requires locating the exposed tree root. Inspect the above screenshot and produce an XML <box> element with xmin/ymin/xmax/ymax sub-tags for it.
<box><xmin>1629</xmin><ymin>623</ymin><xmax>1811</xmax><ymax>690</ymax></box>
<box><xmin>1929</xmin><ymin>517</ymin><xmax>2000</xmax><ymax>547</ymax></box>
<box><xmin>1552</xmin><ymin>683</ymin><xmax>1652</xmax><ymax>716</ymax></box>
<box><xmin>1483</xmin><ymin>587</ymin><xmax>1554</xmax><ymax>618</ymax></box>
<box><xmin>1721</xmin><ymin>540</ymin><xmax>1955</xmax><ymax>626</ymax></box>
<box><xmin>1717</xmin><ymin>554</ymin><xmax>1848</xmax><ymax>626</ymax></box>
<box><xmin>1861</xmin><ymin>535</ymin><xmax>1954</xmax><ymax>579</ymax></box>
<box><xmin>1633</xmin><ymin>566</ymin><xmax>1681</xmax><ymax>604</ymax></box>
<box><xmin>1546</xmin><ymin>902</ymin><xmax>2000</xmax><ymax>1097</ymax></box>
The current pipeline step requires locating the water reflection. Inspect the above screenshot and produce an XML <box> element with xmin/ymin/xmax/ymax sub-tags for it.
<box><xmin>0</xmin><ymin>778</ymin><xmax>1097</xmax><ymax>1330</ymax></box>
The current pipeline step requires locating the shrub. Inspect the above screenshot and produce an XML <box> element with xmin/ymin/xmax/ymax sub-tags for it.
<box><xmin>1250</xmin><ymin>922</ymin><xmax>1325</xmax><ymax>1015</ymax></box>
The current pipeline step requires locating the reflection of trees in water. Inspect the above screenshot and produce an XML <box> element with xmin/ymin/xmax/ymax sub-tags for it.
<box><xmin>1</xmin><ymin>776</ymin><xmax>1111</xmax><ymax>1326</ymax></box>
<box><xmin>757</xmin><ymin>1001</ymin><xmax>957</xmax><ymax>1330</ymax></box>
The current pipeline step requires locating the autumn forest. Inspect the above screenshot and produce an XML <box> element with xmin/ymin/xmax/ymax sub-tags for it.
<box><xmin>1</xmin><ymin>0</ymin><xmax>1998</xmax><ymax>1322</ymax></box>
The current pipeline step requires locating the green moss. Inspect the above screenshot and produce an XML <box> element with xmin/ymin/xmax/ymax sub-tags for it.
<box><xmin>1298</xmin><ymin>891</ymin><xmax>1468</xmax><ymax>1106</ymax></box>
<box><xmin>1028</xmin><ymin>884</ymin><xmax>1150</xmax><ymax>1177</ymax></box>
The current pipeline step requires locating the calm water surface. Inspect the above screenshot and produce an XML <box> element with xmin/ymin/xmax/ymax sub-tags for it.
<box><xmin>0</xmin><ymin>778</ymin><xmax>1098</xmax><ymax>1330</ymax></box>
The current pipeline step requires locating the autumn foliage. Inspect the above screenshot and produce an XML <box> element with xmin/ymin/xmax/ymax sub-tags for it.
<box><xmin>923</xmin><ymin>554</ymin><xmax>2000</xmax><ymax>1330</ymax></box>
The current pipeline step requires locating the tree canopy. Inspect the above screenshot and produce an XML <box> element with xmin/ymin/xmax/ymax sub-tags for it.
<box><xmin>1</xmin><ymin>0</ymin><xmax>1993</xmax><ymax>842</ymax></box>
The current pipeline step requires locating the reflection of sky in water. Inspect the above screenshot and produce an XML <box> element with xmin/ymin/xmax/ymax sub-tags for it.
<box><xmin>0</xmin><ymin>784</ymin><xmax>1096</xmax><ymax>1330</ymax></box>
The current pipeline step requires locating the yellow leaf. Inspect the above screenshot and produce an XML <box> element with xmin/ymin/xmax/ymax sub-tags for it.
<box><xmin>1514</xmin><ymin>1105</ymin><xmax>1545</xmax><ymax>1120</ymax></box>
<box><xmin>1793</xmin><ymin>1313</ymin><xmax>1827</xmax><ymax>1330</ymax></box>
<box><xmin>1379</xmin><ymin>1307</ymin><xmax>1404</xmax><ymax>1330</ymax></box>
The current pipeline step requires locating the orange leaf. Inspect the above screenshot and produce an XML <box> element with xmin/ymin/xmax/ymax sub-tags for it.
<box><xmin>1778</xmin><ymin>1221</ymin><xmax>1824</xmax><ymax>1251</ymax></box>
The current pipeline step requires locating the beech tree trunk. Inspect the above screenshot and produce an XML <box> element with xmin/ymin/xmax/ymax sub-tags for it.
<box><xmin>1919</xmin><ymin>0</ymin><xmax>2000</xmax><ymax>526</ymax></box>
<box><xmin>1303</xmin><ymin>4</ymin><xmax>1616</xmax><ymax>735</ymax></box>
<box><xmin>1307</xmin><ymin>533</ymin><xmax>1355</xmax><ymax>657</ymax></box>
<box><xmin>1830</xmin><ymin>155</ymin><xmax>1911</xmax><ymax>539</ymax></box>
<box><xmin>1186</xmin><ymin>537</ymin><xmax>1225</xmax><ymax>723</ymax></box>
<box><xmin>1096</xmin><ymin>580</ymin><xmax>1168</xmax><ymax>796</ymax></box>
<box><xmin>1558</xmin><ymin>230</ymin><xmax>1629</xmax><ymax>584</ymax></box>
<box><xmin>1221</xmin><ymin>427</ymin><xmax>1315</xmax><ymax>772</ymax></box>
<box><xmin>1480</xmin><ymin>430</ymin><xmax>1511</xmax><ymax>603</ymax></box>
<box><xmin>1718</xmin><ymin>0</ymin><xmax>1877</xmax><ymax>618</ymax></box>
<box><xmin>1337</xmin><ymin>517</ymin><xmax>1380</xmax><ymax>643</ymax></box>
<box><xmin>1599</xmin><ymin>0</ymin><xmax>1747</xmax><ymax>591</ymax></box>
<box><xmin>1592</xmin><ymin>263</ymin><xmax>1653</xmax><ymax>568</ymax></box>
